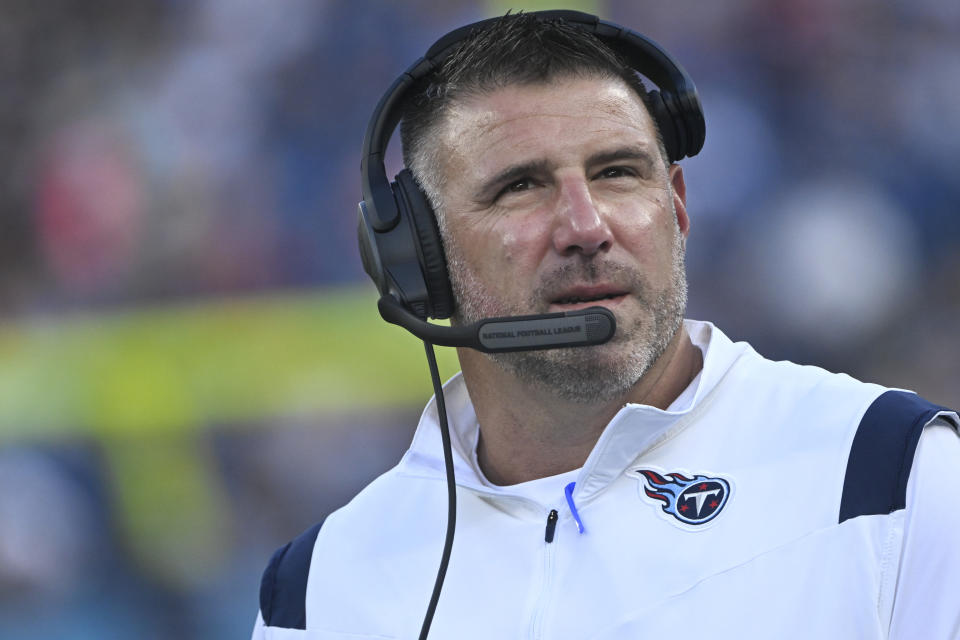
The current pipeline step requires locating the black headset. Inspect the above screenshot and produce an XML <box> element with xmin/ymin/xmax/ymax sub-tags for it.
<box><xmin>357</xmin><ymin>9</ymin><xmax>705</xmax><ymax>323</ymax></box>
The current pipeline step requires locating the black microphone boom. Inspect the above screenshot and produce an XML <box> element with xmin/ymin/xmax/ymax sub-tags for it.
<box><xmin>377</xmin><ymin>295</ymin><xmax>616</xmax><ymax>353</ymax></box>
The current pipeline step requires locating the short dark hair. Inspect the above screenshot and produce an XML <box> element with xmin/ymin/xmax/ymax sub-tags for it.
<box><xmin>399</xmin><ymin>12</ymin><xmax>666</xmax><ymax>214</ymax></box>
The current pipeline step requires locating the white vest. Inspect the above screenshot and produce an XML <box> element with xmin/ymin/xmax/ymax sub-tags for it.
<box><xmin>254</xmin><ymin>321</ymin><xmax>959</xmax><ymax>639</ymax></box>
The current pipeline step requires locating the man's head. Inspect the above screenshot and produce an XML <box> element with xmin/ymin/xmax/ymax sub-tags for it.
<box><xmin>398</xmin><ymin>14</ymin><xmax>691</xmax><ymax>403</ymax></box>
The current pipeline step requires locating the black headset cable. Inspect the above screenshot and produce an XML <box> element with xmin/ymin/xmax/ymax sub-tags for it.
<box><xmin>418</xmin><ymin>341</ymin><xmax>457</xmax><ymax>640</ymax></box>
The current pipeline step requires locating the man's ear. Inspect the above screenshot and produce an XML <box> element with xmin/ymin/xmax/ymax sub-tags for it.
<box><xmin>669</xmin><ymin>164</ymin><xmax>690</xmax><ymax>241</ymax></box>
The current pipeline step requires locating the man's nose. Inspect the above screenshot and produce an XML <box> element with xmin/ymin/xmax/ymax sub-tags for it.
<box><xmin>551</xmin><ymin>178</ymin><xmax>613</xmax><ymax>256</ymax></box>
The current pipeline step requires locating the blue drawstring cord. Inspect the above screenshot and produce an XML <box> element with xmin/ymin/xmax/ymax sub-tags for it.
<box><xmin>564</xmin><ymin>481</ymin><xmax>585</xmax><ymax>534</ymax></box>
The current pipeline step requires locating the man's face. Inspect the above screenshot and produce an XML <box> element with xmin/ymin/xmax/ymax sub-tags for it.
<box><xmin>434</xmin><ymin>75</ymin><xmax>690</xmax><ymax>403</ymax></box>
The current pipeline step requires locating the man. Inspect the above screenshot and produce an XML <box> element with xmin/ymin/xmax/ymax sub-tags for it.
<box><xmin>253</xmin><ymin>12</ymin><xmax>959</xmax><ymax>639</ymax></box>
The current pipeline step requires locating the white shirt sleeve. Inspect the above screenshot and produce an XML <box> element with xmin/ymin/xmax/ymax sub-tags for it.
<box><xmin>889</xmin><ymin>416</ymin><xmax>960</xmax><ymax>639</ymax></box>
<box><xmin>251</xmin><ymin>610</ymin><xmax>267</xmax><ymax>640</ymax></box>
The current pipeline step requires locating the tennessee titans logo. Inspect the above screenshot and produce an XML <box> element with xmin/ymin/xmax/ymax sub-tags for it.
<box><xmin>630</xmin><ymin>469</ymin><xmax>731</xmax><ymax>527</ymax></box>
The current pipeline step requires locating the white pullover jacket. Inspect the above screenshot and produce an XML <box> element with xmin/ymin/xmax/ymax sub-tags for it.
<box><xmin>253</xmin><ymin>321</ymin><xmax>960</xmax><ymax>639</ymax></box>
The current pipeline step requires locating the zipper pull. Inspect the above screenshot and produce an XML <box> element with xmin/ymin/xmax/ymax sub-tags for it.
<box><xmin>544</xmin><ymin>509</ymin><xmax>559</xmax><ymax>543</ymax></box>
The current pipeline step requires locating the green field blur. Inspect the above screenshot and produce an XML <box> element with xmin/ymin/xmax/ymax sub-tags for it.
<box><xmin>0</xmin><ymin>288</ymin><xmax>460</xmax><ymax>442</ymax></box>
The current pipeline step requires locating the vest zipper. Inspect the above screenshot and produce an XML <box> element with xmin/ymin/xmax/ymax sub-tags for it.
<box><xmin>544</xmin><ymin>509</ymin><xmax>559</xmax><ymax>543</ymax></box>
<box><xmin>531</xmin><ymin>509</ymin><xmax>560</xmax><ymax>639</ymax></box>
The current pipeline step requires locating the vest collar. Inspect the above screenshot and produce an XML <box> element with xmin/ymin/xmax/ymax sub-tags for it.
<box><xmin>398</xmin><ymin>320</ymin><xmax>753</xmax><ymax>501</ymax></box>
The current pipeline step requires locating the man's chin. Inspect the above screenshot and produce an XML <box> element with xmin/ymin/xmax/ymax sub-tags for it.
<box><xmin>488</xmin><ymin>341</ymin><xmax>642</xmax><ymax>404</ymax></box>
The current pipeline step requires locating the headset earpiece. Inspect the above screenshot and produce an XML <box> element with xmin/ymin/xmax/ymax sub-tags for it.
<box><xmin>644</xmin><ymin>89</ymin><xmax>681</xmax><ymax>163</ymax></box>
<box><xmin>645</xmin><ymin>85</ymin><xmax>703</xmax><ymax>163</ymax></box>
<box><xmin>393</xmin><ymin>169</ymin><xmax>454</xmax><ymax>319</ymax></box>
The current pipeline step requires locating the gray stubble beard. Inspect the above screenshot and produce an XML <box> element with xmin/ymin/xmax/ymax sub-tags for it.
<box><xmin>445</xmin><ymin>223</ymin><xmax>688</xmax><ymax>405</ymax></box>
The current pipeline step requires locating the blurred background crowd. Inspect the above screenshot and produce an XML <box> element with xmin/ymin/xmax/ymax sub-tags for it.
<box><xmin>1</xmin><ymin>0</ymin><xmax>957</xmax><ymax>637</ymax></box>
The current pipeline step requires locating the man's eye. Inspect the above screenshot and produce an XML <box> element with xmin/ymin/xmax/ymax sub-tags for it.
<box><xmin>494</xmin><ymin>178</ymin><xmax>535</xmax><ymax>201</ymax></box>
<box><xmin>597</xmin><ymin>166</ymin><xmax>635</xmax><ymax>179</ymax></box>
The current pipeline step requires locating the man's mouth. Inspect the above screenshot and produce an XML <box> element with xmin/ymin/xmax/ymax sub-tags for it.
<box><xmin>549</xmin><ymin>288</ymin><xmax>628</xmax><ymax>311</ymax></box>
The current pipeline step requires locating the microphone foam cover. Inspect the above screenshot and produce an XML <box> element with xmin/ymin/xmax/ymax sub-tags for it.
<box><xmin>584</xmin><ymin>310</ymin><xmax>615</xmax><ymax>343</ymax></box>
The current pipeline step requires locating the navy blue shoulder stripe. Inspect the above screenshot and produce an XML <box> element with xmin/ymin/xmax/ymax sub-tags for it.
<box><xmin>259</xmin><ymin>521</ymin><xmax>323</xmax><ymax>629</ymax></box>
<box><xmin>839</xmin><ymin>390</ymin><xmax>955</xmax><ymax>524</ymax></box>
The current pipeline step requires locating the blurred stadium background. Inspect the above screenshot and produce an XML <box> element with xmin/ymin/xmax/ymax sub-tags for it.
<box><xmin>1</xmin><ymin>0</ymin><xmax>957</xmax><ymax>637</ymax></box>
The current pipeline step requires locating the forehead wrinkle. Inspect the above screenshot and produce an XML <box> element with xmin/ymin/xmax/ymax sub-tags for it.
<box><xmin>595</xmin><ymin>84</ymin><xmax>648</xmax><ymax>118</ymax></box>
<box><xmin>467</xmin><ymin>113</ymin><xmax>651</xmax><ymax>168</ymax></box>
<box><xmin>433</xmin><ymin>78</ymin><xmax>656</xmax><ymax>194</ymax></box>
<box><xmin>453</xmin><ymin>77</ymin><xmax>648</xmax><ymax>138</ymax></box>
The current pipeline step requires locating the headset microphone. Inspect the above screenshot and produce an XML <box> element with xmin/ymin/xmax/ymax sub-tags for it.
<box><xmin>377</xmin><ymin>295</ymin><xmax>616</xmax><ymax>353</ymax></box>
